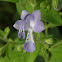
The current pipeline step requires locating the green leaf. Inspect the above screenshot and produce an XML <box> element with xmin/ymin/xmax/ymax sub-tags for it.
<box><xmin>25</xmin><ymin>1</ymin><xmax>33</xmax><ymax>13</ymax></box>
<box><xmin>1</xmin><ymin>42</ymin><xmax>41</xmax><ymax>62</ymax></box>
<box><xmin>16</xmin><ymin>0</ymin><xmax>34</xmax><ymax>14</ymax></box>
<box><xmin>16</xmin><ymin>0</ymin><xmax>26</xmax><ymax>15</ymax></box>
<box><xmin>34</xmin><ymin>32</ymin><xmax>45</xmax><ymax>41</ymax></box>
<box><xmin>1</xmin><ymin>56</ymin><xmax>11</xmax><ymax>62</ymax></box>
<box><xmin>4</xmin><ymin>27</ymin><xmax>10</xmax><ymax>39</ymax></box>
<box><xmin>50</xmin><ymin>41</ymin><xmax>62</xmax><ymax>62</ymax></box>
<box><xmin>34</xmin><ymin>0</ymin><xmax>46</xmax><ymax>10</ymax></box>
<box><xmin>5</xmin><ymin>43</ymin><xmax>13</xmax><ymax>57</ymax></box>
<box><xmin>9</xmin><ymin>51</ymin><xmax>24</xmax><ymax>62</ymax></box>
<box><xmin>4</xmin><ymin>27</ymin><xmax>10</xmax><ymax>34</ymax></box>
<box><xmin>1</xmin><ymin>51</ymin><xmax>24</xmax><ymax>62</ymax></box>
<box><xmin>14</xmin><ymin>44</ymin><xmax>24</xmax><ymax>52</ymax></box>
<box><xmin>0</xmin><ymin>44</ymin><xmax>7</xmax><ymax>56</ymax></box>
<box><xmin>0</xmin><ymin>29</ymin><xmax>5</xmax><ymax>38</ymax></box>
<box><xmin>35</xmin><ymin>55</ymin><xmax>45</xmax><ymax>62</ymax></box>
<box><xmin>0</xmin><ymin>27</ymin><xmax>10</xmax><ymax>39</ymax></box>
<box><xmin>40</xmin><ymin>8</ymin><xmax>62</xmax><ymax>25</ymax></box>
<box><xmin>0</xmin><ymin>0</ymin><xmax>19</xmax><ymax>3</ymax></box>
<box><xmin>49</xmin><ymin>27</ymin><xmax>60</xmax><ymax>38</ymax></box>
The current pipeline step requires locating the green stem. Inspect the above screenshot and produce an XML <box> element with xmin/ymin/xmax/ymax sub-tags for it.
<box><xmin>45</xmin><ymin>27</ymin><xmax>48</xmax><ymax>36</ymax></box>
<box><xmin>45</xmin><ymin>22</ymin><xmax>48</xmax><ymax>36</ymax></box>
<box><xmin>41</xmin><ymin>46</ymin><xmax>49</xmax><ymax>62</ymax></box>
<box><xmin>34</xmin><ymin>0</ymin><xmax>36</xmax><ymax>4</ymax></box>
<box><xmin>52</xmin><ymin>40</ymin><xmax>62</xmax><ymax>48</ymax></box>
<box><xmin>59</xmin><ymin>12</ymin><xmax>62</xmax><ymax>16</ymax></box>
<box><xmin>0</xmin><ymin>37</ymin><xmax>17</xmax><ymax>45</ymax></box>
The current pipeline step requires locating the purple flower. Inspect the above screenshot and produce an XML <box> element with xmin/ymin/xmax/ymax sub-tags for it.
<box><xmin>13</xmin><ymin>10</ymin><xmax>45</xmax><ymax>52</ymax></box>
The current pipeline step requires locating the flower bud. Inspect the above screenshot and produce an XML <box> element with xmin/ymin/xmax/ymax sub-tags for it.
<box><xmin>52</xmin><ymin>0</ymin><xmax>61</xmax><ymax>11</ymax></box>
<box><xmin>45</xmin><ymin>38</ymin><xmax>53</xmax><ymax>45</ymax></box>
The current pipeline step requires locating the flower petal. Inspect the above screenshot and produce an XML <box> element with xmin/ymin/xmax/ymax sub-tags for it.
<box><xmin>32</xmin><ymin>10</ymin><xmax>42</xmax><ymax>21</ymax></box>
<box><xmin>26</xmin><ymin>14</ymin><xmax>35</xmax><ymax>28</ymax></box>
<box><xmin>33</xmin><ymin>21</ymin><xmax>45</xmax><ymax>33</ymax></box>
<box><xmin>22</xmin><ymin>32</ymin><xmax>25</xmax><ymax>39</ymax></box>
<box><xmin>23</xmin><ymin>20</ymin><xmax>29</xmax><ymax>31</ymax></box>
<box><xmin>21</xmin><ymin>10</ymin><xmax>29</xmax><ymax>19</ymax></box>
<box><xmin>24</xmin><ymin>41</ymin><xmax>35</xmax><ymax>52</ymax></box>
<box><xmin>18</xmin><ymin>30</ymin><xmax>22</xmax><ymax>38</ymax></box>
<box><xmin>13</xmin><ymin>20</ymin><xmax>22</xmax><ymax>30</ymax></box>
<box><xmin>18</xmin><ymin>30</ymin><xmax>25</xmax><ymax>39</ymax></box>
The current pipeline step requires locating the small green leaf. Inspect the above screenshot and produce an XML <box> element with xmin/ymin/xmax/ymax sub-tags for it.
<box><xmin>4</xmin><ymin>27</ymin><xmax>10</xmax><ymax>34</ymax></box>
<box><xmin>0</xmin><ymin>30</ymin><xmax>5</xmax><ymax>38</ymax></box>
<box><xmin>0</xmin><ymin>0</ymin><xmax>19</xmax><ymax>3</ymax></box>
<box><xmin>15</xmin><ymin>44</ymin><xmax>24</xmax><ymax>52</ymax></box>
<box><xmin>0</xmin><ymin>27</ymin><xmax>10</xmax><ymax>39</ymax></box>
<box><xmin>4</xmin><ymin>27</ymin><xmax>10</xmax><ymax>39</ymax></box>
<box><xmin>50</xmin><ymin>42</ymin><xmax>62</xmax><ymax>62</ymax></box>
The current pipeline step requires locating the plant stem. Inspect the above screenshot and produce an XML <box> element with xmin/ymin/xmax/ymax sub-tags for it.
<box><xmin>59</xmin><ymin>12</ymin><xmax>62</xmax><ymax>16</ymax></box>
<box><xmin>45</xmin><ymin>22</ymin><xmax>48</xmax><ymax>36</ymax></box>
<box><xmin>0</xmin><ymin>37</ymin><xmax>17</xmax><ymax>45</ymax></box>
<box><xmin>34</xmin><ymin>0</ymin><xmax>36</xmax><ymax>4</ymax></box>
<box><xmin>52</xmin><ymin>40</ymin><xmax>62</xmax><ymax>48</ymax></box>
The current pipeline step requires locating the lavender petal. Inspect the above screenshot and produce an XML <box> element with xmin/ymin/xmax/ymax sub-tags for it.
<box><xmin>21</xmin><ymin>10</ymin><xmax>29</xmax><ymax>19</ymax></box>
<box><xmin>13</xmin><ymin>20</ymin><xmax>22</xmax><ymax>30</ymax></box>
<box><xmin>18</xmin><ymin>30</ymin><xmax>22</xmax><ymax>38</ymax></box>
<box><xmin>22</xmin><ymin>32</ymin><xmax>25</xmax><ymax>39</ymax></box>
<box><xmin>33</xmin><ymin>21</ymin><xmax>45</xmax><ymax>33</ymax></box>
<box><xmin>26</xmin><ymin>14</ymin><xmax>34</xmax><ymax>28</ymax></box>
<box><xmin>24</xmin><ymin>41</ymin><xmax>35</xmax><ymax>52</ymax></box>
<box><xmin>32</xmin><ymin>10</ymin><xmax>42</xmax><ymax>21</ymax></box>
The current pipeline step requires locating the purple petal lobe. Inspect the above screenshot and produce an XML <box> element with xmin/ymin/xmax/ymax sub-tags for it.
<box><xmin>21</xmin><ymin>10</ymin><xmax>29</xmax><ymax>19</ymax></box>
<box><xmin>22</xmin><ymin>20</ymin><xmax>29</xmax><ymax>31</ymax></box>
<box><xmin>26</xmin><ymin>14</ymin><xmax>35</xmax><ymax>28</ymax></box>
<box><xmin>22</xmin><ymin>32</ymin><xmax>25</xmax><ymax>39</ymax></box>
<box><xmin>18</xmin><ymin>30</ymin><xmax>25</xmax><ymax>39</ymax></box>
<box><xmin>32</xmin><ymin>10</ymin><xmax>42</xmax><ymax>21</ymax></box>
<box><xmin>18</xmin><ymin>31</ymin><xmax>22</xmax><ymax>38</ymax></box>
<box><xmin>13</xmin><ymin>20</ymin><xmax>22</xmax><ymax>30</ymax></box>
<box><xmin>24</xmin><ymin>41</ymin><xmax>35</xmax><ymax>52</ymax></box>
<box><xmin>33</xmin><ymin>21</ymin><xmax>45</xmax><ymax>33</ymax></box>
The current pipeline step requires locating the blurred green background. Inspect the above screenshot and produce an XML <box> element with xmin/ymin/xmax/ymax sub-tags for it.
<box><xmin>0</xmin><ymin>0</ymin><xmax>62</xmax><ymax>62</ymax></box>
